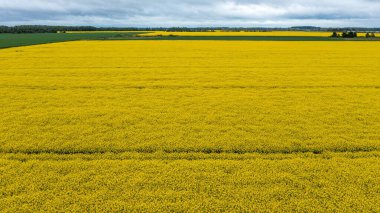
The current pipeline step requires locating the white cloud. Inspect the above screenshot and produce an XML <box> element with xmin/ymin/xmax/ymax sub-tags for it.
<box><xmin>216</xmin><ymin>2</ymin><xmax>287</xmax><ymax>19</ymax></box>
<box><xmin>1</xmin><ymin>0</ymin><xmax>380</xmax><ymax>27</ymax></box>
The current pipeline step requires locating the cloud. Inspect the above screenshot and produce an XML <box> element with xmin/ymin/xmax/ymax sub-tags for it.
<box><xmin>0</xmin><ymin>0</ymin><xmax>380</xmax><ymax>27</ymax></box>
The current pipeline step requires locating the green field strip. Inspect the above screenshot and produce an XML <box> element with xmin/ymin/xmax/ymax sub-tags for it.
<box><xmin>0</xmin><ymin>32</ymin><xmax>142</xmax><ymax>49</ymax></box>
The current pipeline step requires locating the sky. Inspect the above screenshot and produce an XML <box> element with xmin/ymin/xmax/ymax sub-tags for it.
<box><xmin>1</xmin><ymin>0</ymin><xmax>380</xmax><ymax>27</ymax></box>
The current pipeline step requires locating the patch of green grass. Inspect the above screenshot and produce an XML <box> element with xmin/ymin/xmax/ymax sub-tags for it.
<box><xmin>0</xmin><ymin>33</ymin><xmax>140</xmax><ymax>49</ymax></box>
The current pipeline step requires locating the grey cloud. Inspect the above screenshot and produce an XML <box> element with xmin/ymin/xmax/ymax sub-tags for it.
<box><xmin>1</xmin><ymin>0</ymin><xmax>380</xmax><ymax>27</ymax></box>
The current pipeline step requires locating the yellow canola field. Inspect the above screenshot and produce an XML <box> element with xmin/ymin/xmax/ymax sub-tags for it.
<box><xmin>1</xmin><ymin>40</ymin><xmax>380</xmax><ymax>211</ymax></box>
<box><xmin>139</xmin><ymin>31</ymin><xmax>377</xmax><ymax>37</ymax></box>
<box><xmin>1</xmin><ymin>41</ymin><xmax>379</xmax><ymax>154</ymax></box>
<box><xmin>140</xmin><ymin>30</ymin><xmax>332</xmax><ymax>36</ymax></box>
<box><xmin>1</xmin><ymin>153</ymin><xmax>380</xmax><ymax>212</ymax></box>
<box><xmin>67</xmin><ymin>30</ymin><xmax>377</xmax><ymax>37</ymax></box>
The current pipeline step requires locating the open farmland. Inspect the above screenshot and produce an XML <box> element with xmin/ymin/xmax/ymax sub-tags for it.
<box><xmin>140</xmin><ymin>31</ymin><xmax>333</xmax><ymax>36</ymax></box>
<box><xmin>2</xmin><ymin>31</ymin><xmax>376</xmax><ymax>50</ymax></box>
<box><xmin>67</xmin><ymin>30</ymin><xmax>332</xmax><ymax>36</ymax></box>
<box><xmin>1</xmin><ymin>41</ymin><xmax>380</xmax><ymax>211</ymax></box>
<box><xmin>138</xmin><ymin>31</ymin><xmax>378</xmax><ymax>38</ymax></box>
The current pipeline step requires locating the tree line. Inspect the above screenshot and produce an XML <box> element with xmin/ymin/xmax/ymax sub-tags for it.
<box><xmin>331</xmin><ymin>31</ymin><xmax>376</xmax><ymax>38</ymax></box>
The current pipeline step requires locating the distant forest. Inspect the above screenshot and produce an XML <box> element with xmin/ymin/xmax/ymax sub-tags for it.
<box><xmin>1</xmin><ymin>25</ymin><xmax>380</xmax><ymax>33</ymax></box>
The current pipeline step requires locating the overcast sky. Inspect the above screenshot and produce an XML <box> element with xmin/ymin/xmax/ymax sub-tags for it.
<box><xmin>1</xmin><ymin>0</ymin><xmax>380</xmax><ymax>27</ymax></box>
